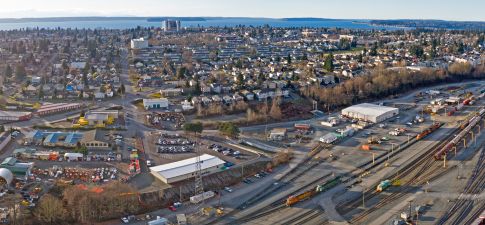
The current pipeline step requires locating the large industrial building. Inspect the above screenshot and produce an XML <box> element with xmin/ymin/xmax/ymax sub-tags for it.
<box><xmin>0</xmin><ymin>110</ymin><xmax>32</xmax><ymax>121</ymax></box>
<box><xmin>150</xmin><ymin>154</ymin><xmax>225</xmax><ymax>184</ymax></box>
<box><xmin>341</xmin><ymin>103</ymin><xmax>399</xmax><ymax>123</ymax></box>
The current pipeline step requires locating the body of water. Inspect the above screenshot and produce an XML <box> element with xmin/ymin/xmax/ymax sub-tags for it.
<box><xmin>0</xmin><ymin>18</ymin><xmax>398</xmax><ymax>30</ymax></box>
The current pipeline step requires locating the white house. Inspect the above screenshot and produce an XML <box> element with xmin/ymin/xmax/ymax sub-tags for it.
<box><xmin>131</xmin><ymin>38</ymin><xmax>149</xmax><ymax>49</ymax></box>
<box><xmin>31</xmin><ymin>76</ymin><xmax>42</xmax><ymax>85</ymax></box>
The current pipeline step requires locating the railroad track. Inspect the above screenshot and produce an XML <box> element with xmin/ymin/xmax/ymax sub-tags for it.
<box><xmin>280</xmin><ymin>208</ymin><xmax>324</xmax><ymax>225</ymax></box>
<box><xmin>232</xmin><ymin>171</ymin><xmax>336</xmax><ymax>223</ymax></box>
<box><xmin>437</xmin><ymin>146</ymin><xmax>485</xmax><ymax>225</ymax></box>
<box><xmin>231</xmin><ymin>124</ymin><xmax>444</xmax><ymax>224</ymax></box>
<box><xmin>463</xmin><ymin>201</ymin><xmax>485</xmax><ymax>225</ymax></box>
<box><xmin>347</xmin><ymin>115</ymin><xmax>484</xmax><ymax>224</ymax></box>
<box><xmin>343</xmin><ymin>125</ymin><xmax>461</xmax><ymax>224</ymax></box>
<box><xmin>207</xmin><ymin>143</ymin><xmax>329</xmax><ymax>224</ymax></box>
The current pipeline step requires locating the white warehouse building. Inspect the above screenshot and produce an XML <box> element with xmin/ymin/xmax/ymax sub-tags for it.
<box><xmin>131</xmin><ymin>38</ymin><xmax>149</xmax><ymax>49</ymax></box>
<box><xmin>341</xmin><ymin>103</ymin><xmax>399</xmax><ymax>123</ymax></box>
<box><xmin>150</xmin><ymin>154</ymin><xmax>225</xmax><ymax>184</ymax></box>
<box><xmin>143</xmin><ymin>98</ymin><xmax>169</xmax><ymax>110</ymax></box>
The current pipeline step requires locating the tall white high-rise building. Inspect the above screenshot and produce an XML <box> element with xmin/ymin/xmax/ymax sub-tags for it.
<box><xmin>162</xmin><ymin>20</ymin><xmax>181</xmax><ymax>31</ymax></box>
<box><xmin>130</xmin><ymin>38</ymin><xmax>148</xmax><ymax>49</ymax></box>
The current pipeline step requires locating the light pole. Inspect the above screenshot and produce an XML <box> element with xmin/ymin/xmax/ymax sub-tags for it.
<box><xmin>470</xmin><ymin>131</ymin><xmax>475</xmax><ymax>146</ymax></box>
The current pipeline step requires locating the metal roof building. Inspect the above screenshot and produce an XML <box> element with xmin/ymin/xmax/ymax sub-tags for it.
<box><xmin>341</xmin><ymin>103</ymin><xmax>399</xmax><ymax>123</ymax></box>
<box><xmin>150</xmin><ymin>154</ymin><xmax>225</xmax><ymax>184</ymax></box>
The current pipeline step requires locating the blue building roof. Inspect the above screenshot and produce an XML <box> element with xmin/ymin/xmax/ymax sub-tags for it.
<box><xmin>65</xmin><ymin>133</ymin><xmax>83</xmax><ymax>145</ymax></box>
<box><xmin>43</xmin><ymin>132</ymin><xmax>60</xmax><ymax>144</ymax></box>
<box><xmin>26</xmin><ymin>130</ymin><xmax>44</xmax><ymax>141</ymax></box>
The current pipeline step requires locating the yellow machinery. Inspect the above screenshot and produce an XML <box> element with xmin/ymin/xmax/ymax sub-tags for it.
<box><xmin>216</xmin><ymin>208</ymin><xmax>224</xmax><ymax>216</ymax></box>
<box><xmin>94</xmin><ymin>123</ymin><xmax>106</xmax><ymax>128</ymax></box>
<box><xmin>106</xmin><ymin>115</ymin><xmax>115</xmax><ymax>125</ymax></box>
<box><xmin>78</xmin><ymin>116</ymin><xmax>89</xmax><ymax>126</ymax></box>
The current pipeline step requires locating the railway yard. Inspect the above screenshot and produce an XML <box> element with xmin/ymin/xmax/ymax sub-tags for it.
<box><xmin>197</xmin><ymin>82</ymin><xmax>485</xmax><ymax>225</ymax></box>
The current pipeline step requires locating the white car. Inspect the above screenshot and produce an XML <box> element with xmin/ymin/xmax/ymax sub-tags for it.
<box><xmin>121</xmin><ymin>217</ymin><xmax>130</xmax><ymax>224</ymax></box>
<box><xmin>224</xmin><ymin>187</ymin><xmax>233</xmax><ymax>193</ymax></box>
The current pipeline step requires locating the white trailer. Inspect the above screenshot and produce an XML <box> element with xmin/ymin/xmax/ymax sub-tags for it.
<box><xmin>190</xmin><ymin>191</ymin><xmax>215</xmax><ymax>204</ymax></box>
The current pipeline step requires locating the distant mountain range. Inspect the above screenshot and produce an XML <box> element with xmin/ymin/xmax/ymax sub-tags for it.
<box><xmin>370</xmin><ymin>19</ymin><xmax>485</xmax><ymax>30</ymax></box>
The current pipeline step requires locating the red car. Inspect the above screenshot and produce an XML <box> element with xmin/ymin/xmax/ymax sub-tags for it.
<box><xmin>168</xmin><ymin>205</ymin><xmax>177</xmax><ymax>212</ymax></box>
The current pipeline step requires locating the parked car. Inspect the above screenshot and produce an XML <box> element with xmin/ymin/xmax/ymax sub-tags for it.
<box><xmin>243</xmin><ymin>178</ymin><xmax>253</xmax><ymax>184</ymax></box>
<box><xmin>224</xmin><ymin>187</ymin><xmax>233</xmax><ymax>193</ymax></box>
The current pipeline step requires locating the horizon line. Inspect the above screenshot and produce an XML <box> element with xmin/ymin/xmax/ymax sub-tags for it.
<box><xmin>0</xmin><ymin>16</ymin><xmax>483</xmax><ymax>23</ymax></box>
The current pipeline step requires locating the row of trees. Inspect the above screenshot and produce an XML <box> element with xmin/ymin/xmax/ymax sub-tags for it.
<box><xmin>34</xmin><ymin>182</ymin><xmax>140</xmax><ymax>224</ymax></box>
<box><xmin>301</xmin><ymin>62</ymin><xmax>484</xmax><ymax>110</ymax></box>
<box><xmin>3</xmin><ymin>64</ymin><xmax>27</xmax><ymax>80</ymax></box>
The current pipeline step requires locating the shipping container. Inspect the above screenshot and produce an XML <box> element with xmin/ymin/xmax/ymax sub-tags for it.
<box><xmin>361</xmin><ymin>145</ymin><xmax>371</xmax><ymax>151</ymax></box>
<box><xmin>294</xmin><ymin>123</ymin><xmax>311</xmax><ymax>130</ymax></box>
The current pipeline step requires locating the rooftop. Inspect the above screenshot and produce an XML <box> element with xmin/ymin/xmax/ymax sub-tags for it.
<box><xmin>150</xmin><ymin>154</ymin><xmax>225</xmax><ymax>179</ymax></box>
<box><xmin>342</xmin><ymin>103</ymin><xmax>398</xmax><ymax>116</ymax></box>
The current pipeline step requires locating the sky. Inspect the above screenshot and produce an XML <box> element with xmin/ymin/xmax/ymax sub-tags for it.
<box><xmin>0</xmin><ymin>0</ymin><xmax>483</xmax><ymax>21</ymax></box>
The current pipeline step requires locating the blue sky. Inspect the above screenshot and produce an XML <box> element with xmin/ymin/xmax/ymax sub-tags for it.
<box><xmin>0</xmin><ymin>0</ymin><xmax>483</xmax><ymax>21</ymax></box>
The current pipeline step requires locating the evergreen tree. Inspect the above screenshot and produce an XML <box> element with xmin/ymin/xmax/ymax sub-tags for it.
<box><xmin>4</xmin><ymin>65</ymin><xmax>12</xmax><ymax>78</ymax></box>
<box><xmin>15</xmin><ymin>64</ymin><xmax>26</xmax><ymax>80</ymax></box>
<box><xmin>286</xmin><ymin>54</ymin><xmax>292</xmax><ymax>64</ymax></box>
<box><xmin>324</xmin><ymin>54</ymin><xmax>334</xmax><ymax>72</ymax></box>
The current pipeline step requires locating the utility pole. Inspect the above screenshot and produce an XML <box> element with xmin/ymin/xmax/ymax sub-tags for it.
<box><xmin>408</xmin><ymin>200</ymin><xmax>413</xmax><ymax>221</ymax></box>
<box><xmin>443</xmin><ymin>154</ymin><xmax>447</xmax><ymax>168</ymax></box>
<box><xmin>194</xmin><ymin>132</ymin><xmax>204</xmax><ymax>213</ymax></box>
<box><xmin>241</xmin><ymin>163</ymin><xmax>244</xmax><ymax>178</ymax></box>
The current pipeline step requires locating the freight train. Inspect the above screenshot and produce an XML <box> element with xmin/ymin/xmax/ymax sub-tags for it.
<box><xmin>416</xmin><ymin>122</ymin><xmax>442</xmax><ymax>140</ymax></box>
<box><xmin>376</xmin><ymin>180</ymin><xmax>391</xmax><ymax>192</ymax></box>
<box><xmin>434</xmin><ymin>107</ymin><xmax>485</xmax><ymax>160</ymax></box>
<box><xmin>286</xmin><ymin>176</ymin><xmax>341</xmax><ymax>206</ymax></box>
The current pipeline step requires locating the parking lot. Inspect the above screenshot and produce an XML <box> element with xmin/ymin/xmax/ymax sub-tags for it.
<box><xmin>156</xmin><ymin>133</ymin><xmax>194</xmax><ymax>154</ymax></box>
<box><xmin>144</xmin><ymin>132</ymin><xmax>260</xmax><ymax>167</ymax></box>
